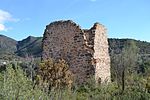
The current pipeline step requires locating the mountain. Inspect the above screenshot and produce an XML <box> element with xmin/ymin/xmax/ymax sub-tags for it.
<box><xmin>16</xmin><ymin>36</ymin><xmax>42</xmax><ymax>57</ymax></box>
<box><xmin>108</xmin><ymin>38</ymin><xmax>150</xmax><ymax>62</ymax></box>
<box><xmin>0</xmin><ymin>35</ymin><xmax>42</xmax><ymax>60</ymax></box>
<box><xmin>108</xmin><ymin>38</ymin><xmax>150</xmax><ymax>54</ymax></box>
<box><xmin>0</xmin><ymin>35</ymin><xmax>150</xmax><ymax>62</ymax></box>
<box><xmin>0</xmin><ymin>35</ymin><xmax>17</xmax><ymax>59</ymax></box>
<box><xmin>0</xmin><ymin>35</ymin><xmax>17</xmax><ymax>53</ymax></box>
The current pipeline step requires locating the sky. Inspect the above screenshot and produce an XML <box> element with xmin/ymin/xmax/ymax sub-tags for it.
<box><xmin>0</xmin><ymin>0</ymin><xmax>150</xmax><ymax>41</ymax></box>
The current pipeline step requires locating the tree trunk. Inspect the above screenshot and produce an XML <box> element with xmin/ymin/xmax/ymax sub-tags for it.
<box><xmin>121</xmin><ymin>69</ymin><xmax>125</xmax><ymax>93</ymax></box>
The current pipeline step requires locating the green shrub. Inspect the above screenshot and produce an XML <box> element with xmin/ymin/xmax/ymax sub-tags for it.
<box><xmin>38</xmin><ymin>59</ymin><xmax>74</xmax><ymax>92</ymax></box>
<box><xmin>0</xmin><ymin>64</ymin><xmax>48</xmax><ymax>99</ymax></box>
<box><xmin>0</xmin><ymin>61</ymin><xmax>150</xmax><ymax>99</ymax></box>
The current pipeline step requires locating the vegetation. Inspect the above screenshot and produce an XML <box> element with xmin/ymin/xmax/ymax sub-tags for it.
<box><xmin>111</xmin><ymin>40</ymin><xmax>139</xmax><ymax>91</ymax></box>
<box><xmin>0</xmin><ymin>66</ymin><xmax>150</xmax><ymax>100</ymax></box>
<box><xmin>37</xmin><ymin>59</ymin><xmax>73</xmax><ymax>92</ymax></box>
<box><xmin>0</xmin><ymin>64</ymin><xmax>48</xmax><ymax>99</ymax></box>
<box><xmin>0</xmin><ymin>59</ymin><xmax>150</xmax><ymax>99</ymax></box>
<box><xmin>1</xmin><ymin>35</ymin><xmax>150</xmax><ymax>99</ymax></box>
<box><xmin>108</xmin><ymin>38</ymin><xmax>150</xmax><ymax>62</ymax></box>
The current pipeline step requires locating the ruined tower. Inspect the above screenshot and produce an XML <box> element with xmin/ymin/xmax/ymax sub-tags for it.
<box><xmin>42</xmin><ymin>20</ymin><xmax>110</xmax><ymax>84</ymax></box>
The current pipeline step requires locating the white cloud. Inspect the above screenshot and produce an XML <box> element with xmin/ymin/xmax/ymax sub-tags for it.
<box><xmin>0</xmin><ymin>9</ymin><xmax>19</xmax><ymax>31</ymax></box>
<box><xmin>0</xmin><ymin>24</ymin><xmax>6</xmax><ymax>31</ymax></box>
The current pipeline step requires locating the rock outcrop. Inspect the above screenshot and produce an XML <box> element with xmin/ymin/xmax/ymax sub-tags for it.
<box><xmin>42</xmin><ymin>20</ymin><xmax>110</xmax><ymax>84</ymax></box>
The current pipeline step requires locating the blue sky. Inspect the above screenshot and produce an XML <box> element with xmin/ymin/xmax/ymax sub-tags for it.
<box><xmin>0</xmin><ymin>0</ymin><xmax>150</xmax><ymax>41</ymax></box>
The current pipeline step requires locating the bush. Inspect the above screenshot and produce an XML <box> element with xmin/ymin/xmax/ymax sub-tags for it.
<box><xmin>0</xmin><ymin>64</ymin><xmax>48</xmax><ymax>99</ymax></box>
<box><xmin>0</xmin><ymin>61</ymin><xmax>150</xmax><ymax>99</ymax></box>
<box><xmin>37</xmin><ymin>59</ymin><xmax>74</xmax><ymax>92</ymax></box>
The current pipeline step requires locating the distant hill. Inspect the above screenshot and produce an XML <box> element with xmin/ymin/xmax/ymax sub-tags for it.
<box><xmin>0</xmin><ymin>35</ymin><xmax>17</xmax><ymax>60</ymax></box>
<box><xmin>0</xmin><ymin>35</ymin><xmax>42</xmax><ymax>60</ymax></box>
<box><xmin>0</xmin><ymin>35</ymin><xmax>17</xmax><ymax>54</ymax></box>
<box><xmin>0</xmin><ymin>35</ymin><xmax>150</xmax><ymax>61</ymax></box>
<box><xmin>108</xmin><ymin>38</ymin><xmax>150</xmax><ymax>54</ymax></box>
<box><xmin>108</xmin><ymin>38</ymin><xmax>150</xmax><ymax>62</ymax></box>
<box><xmin>16</xmin><ymin>36</ymin><xmax>42</xmax><ymax>58</ymax></box>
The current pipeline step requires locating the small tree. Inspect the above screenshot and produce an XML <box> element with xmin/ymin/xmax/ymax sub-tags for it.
<box><xmin>0</xmin><ymin>64</ymin><xmax>48</xmax><ymax>99</ymax></box>
<box><xmin>111</xmin><ymin>40</ymin><xmax>138</xmax><ymax>92</ymax></box>
<box><xmin>37</xmin><ymin>59</ymin><xmax>74</xmax><ymax>92</ymax></box>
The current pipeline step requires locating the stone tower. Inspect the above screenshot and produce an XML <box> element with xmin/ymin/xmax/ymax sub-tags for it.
<box><xmin>42</xmin><ymin>20</ymin><xmax>110</xmax><ymax>84</ymax></box>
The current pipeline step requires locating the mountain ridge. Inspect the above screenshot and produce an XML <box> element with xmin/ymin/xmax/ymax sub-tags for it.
<box><xmin>0</xmin><ymin>34</ymin><xmax>150</xmax><ymax>61</ymax></box>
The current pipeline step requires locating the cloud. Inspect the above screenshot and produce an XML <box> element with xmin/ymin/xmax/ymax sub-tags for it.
<box><xmin>0</xmin><ymin>9</ymin><xmax>19</xmax><ymax>31</ymax></box>
<box><xmin>0</xmin><ymin>24</ymin><xmax>6</xmax><ymax>31</ymax></box>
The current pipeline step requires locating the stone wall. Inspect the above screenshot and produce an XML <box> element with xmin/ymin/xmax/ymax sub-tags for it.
<box><xmin>42</xmin><ymin>20</ymin><xmax>110</xmax><ymax>84</ymax></box>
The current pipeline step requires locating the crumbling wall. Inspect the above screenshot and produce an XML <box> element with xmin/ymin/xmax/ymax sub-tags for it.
<box><xmin>92</xmin><ymin>23</ymin><xmax>111</xmax><ymax>83</ymax></box>
<box><xmin>42</xmin><ymin>20</ymin><xmax>110</xmax><ymax>84</ymax></box>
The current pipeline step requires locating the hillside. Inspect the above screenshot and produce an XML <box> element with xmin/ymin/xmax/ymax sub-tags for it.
<box><xmin>108</xmin><ymin>38</ymin><xmax>150</xmax><ymax>62</ymax></box>
<box><xmin>109</xmin><ymin>38</ymin><xmax>150</xmax><ymax>54</ymax></box>
<box><xmin>0</xmin><ymin>35</ymin><xmax>17</xmax><ymax>60</ymax></box>
<box><xmin>0</xmin><ymin>35</ymin><xmax>17</xmax><ymax>54</ymax></box>
<box><xmin>16</xmin><ymin>36</ymin><xmax>42</xmax><ymax>58</ymax></box>
<box><xmin>0</xmin><ymin>35</ymin><xmax>42</xmax><ymax>60</ymax></box>
<box><xmin>0</xmin><ymin>35</ymin><xmax>150</xmax><ymax>61</ymax></box>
